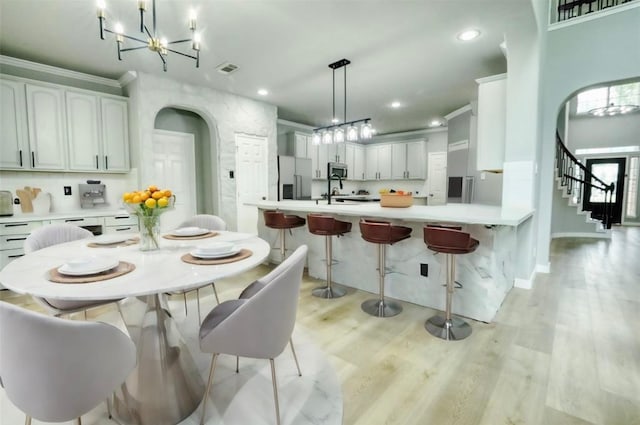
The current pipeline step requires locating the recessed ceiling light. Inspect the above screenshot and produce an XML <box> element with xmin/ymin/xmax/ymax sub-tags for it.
<box><xmin>457</xmin><ymin>29</ymin><xmax>480</xmax><ymax>41</ymax></box>
<box><xmin>257</xmin><ymin>89</ymin><xmax>268</xmax><ymax>96</ymax></box>
<box><xmin>428</xmin><ymin>119</ymin><xmax>443</xmax><ymax>127</ymax></box>
<box><xmin>391</xmin><ymin>101</ymin><xmax>401</xmax><ymax>108</ymax></box>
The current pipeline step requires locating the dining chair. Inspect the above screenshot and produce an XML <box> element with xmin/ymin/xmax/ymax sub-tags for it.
<box><xmin>198</xmin><ymin>245</ymin><xmax>308</xmax><ymax>425</ymax></box>
<box><xmin>171</xmin><ymin>214</ymin><xmax>227</xmax><ymax>323</ymax></box>
<box><xmin>0</xmin><ymin>301</ymin><xmax>136</xmax><ymax>425</ymax></box>
<box><xmin>23</xmin><ymin>223</ymin><xmax>121</xmax><ymax>317</ymax></box>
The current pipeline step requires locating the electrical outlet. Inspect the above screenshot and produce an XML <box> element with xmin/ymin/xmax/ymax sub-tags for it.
<box><xmin>64</xmin><ymin>186</ymin><xmax>72</xmax><ymax>195</ymax></box>
<box><xmin>420</xmin><ymin>263</ymin><xmax>428</xmax><ymax>277</ymax></box>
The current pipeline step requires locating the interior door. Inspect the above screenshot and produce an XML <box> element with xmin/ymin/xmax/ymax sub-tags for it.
<box><xmin>427</xmin><ymin>152</ymin><xmax>447</xmax><ymax>205</ymax></box>
<box><xmin>236</xmin><ymin>133</ymin><xmax>268</xmax><ymax>234</ymax></box>
<box><xmin>152</xmin><ymin>130</ymin><xmax>197</xmax><ymax>232</ymax></box>
<box><xmin>583</xmin><ymin>157</ymin><xmax>626</xmax><ymax>224</ymax></box>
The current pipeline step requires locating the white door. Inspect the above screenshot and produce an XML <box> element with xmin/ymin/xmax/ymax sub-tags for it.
<box><xmin>391</xmin><ymin>143</ymin><xmax>406</xmax><ymax>179</ymax></box>
<box><xmin>66</xmin><ymin>91</ymin><xmax>101</xmax><ymax>171</ymax></box>
<box><xmin>406</xmin><ymin>141</ymin><xmax>426</xmax><ymax>179</ymax></box>
<box><xmin>152</xmin><ymin>130</ymin><xmax>197</xmax><ymax>232</ymax></box>
<box><xmin>377</xmin><ymin>144</ymin><xmax>393</xmax><ymax>180</ymax></box>
<box><xmin>427</xmin><ymin>152</ymin><xmax>447</xmax><ymax>206</ymax></box>
<box><xmin>365</xmin><ymin>145</ymin><xmax>378</xmax><ymax>180</ymax></box>
<box><xmin>235</xmin><ymin>133</ymin><xmax>268</xmax><ymax>234</ymax></box>
<box><xmin>101</xmin><ymin>98</ymin><xmax>130</xmax><ymax>172</ymax></box>
<box><xmin>25</xmin><ymin>84</ymin><xmax>67</xmax><ymax>170</ymax></box>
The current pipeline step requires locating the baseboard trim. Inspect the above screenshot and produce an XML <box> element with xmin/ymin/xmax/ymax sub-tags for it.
<box><xmin>551</xmin><ymin>232</ymin><xmax>611</xmax><ymax>239</ymax></box>
<box><xmin>514</xmin><ymin>269</ymin><xmax>537</xmax><ymax>290</ymax></box>
<box><xmin>536</xmin><ymin>263</ymin><xmax>550</xmax><ymax>274</ymax></box>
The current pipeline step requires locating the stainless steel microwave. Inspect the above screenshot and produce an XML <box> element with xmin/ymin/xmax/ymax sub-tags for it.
<box><xmin>328</xmin><ymin>162</ymin><xmax>348</xmax><ymax>179</ymax></box>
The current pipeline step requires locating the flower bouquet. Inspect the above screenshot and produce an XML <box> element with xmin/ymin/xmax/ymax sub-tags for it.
<box><xmin>123</xmin><ymin>185</ymin><xmax>175</xmax><ymax>251</ymax></box>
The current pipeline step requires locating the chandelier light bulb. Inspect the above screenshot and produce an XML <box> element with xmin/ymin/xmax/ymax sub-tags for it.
<box><xmin>360</xmin><ymin>121</ymin><xmax>373</xmax><ymax>139</ymax></box>
<box><xmin>137</xmin><ymin>0</ymin><xmax>146</xmax><ymax>11</ymax></box>
<box><xmin>331</xmin><ymin>117</ymin><xmax>340</xmax><ymax>124</ymax></box>
<box><xmin>114</xmin><ymin>22</ymin><xmax>124</xmax><ymax>34</ymax></box>
<box><xmin>322</xmin><ymin>130</ymin><xmax>333</xmax><ymax>145</ymax></box>
<box><xmin>189</xmin><ymin>9</ymin><xmax>197</xmax><ymax>30</ymax></box>
<box><xmin>334</xmin><ymin>127</ymin><xmax>345</xmax><ymax>143</ymax></box>
<box><xmin>192</xmin><ymin>33</ymin><xmax>201</xmax><ymax>50</ymax></box>
<box><xmin>346</xmin><ymin>124</ymin><xmax>358</xmax><ymax>142</ymax></box>
<box><xmin>312</xmin><ymin>132</ymin><xmax>321</xmax><ymax>146</ymax></box>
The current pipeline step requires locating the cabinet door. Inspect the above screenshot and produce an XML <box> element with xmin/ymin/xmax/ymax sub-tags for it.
<box><xmin>0</xmin><ymin>80</ymin><xmax>28</xmax><ymax>169</ymax></box>
<box><xmin>365</xmin><ymin>145</ymin><xmax>378</xmax><ymax>179</ymax></box>
<box><xmin>67</xmin><ymin>91</ymin><xmax>101</xmax><ymax>171</ymax></box>
<box><xmin>391</xmin><ymin>143</ymin><xmax>406</xmax><ymax>179</ymax></box>
<box><xmin>477</xmin><ymin>75</ymin><xmax>506</xmax><ymax>171</ymax></box>
<box><xmin>101</xmin><ymin>98</ymin><xmax>130</xmax><ymax>172</ymax></box>
<box><xmin>334</xmin><ymin>143</ymin><xmax>346</xmax><ymax>163</ymax></box>
<box><xmin>317</xmin><ymin>144</ymin><xmax>328</xmax><ymax>179</ymax></box>
<box><xmin>406</xmin><ymin>141</ymin><xmax>426</xmax><ymax>179</ymax></box>
<box><xmin>377</xmin><ymin>144</ymin><xmax>392</xmax><ymax>180</ymax></box>
<box><xmin>354</xmin><ymin>144</ymin><xmax>365</xmax><ymax>181</ymax></box>
<box><xmin>308</xmin><ymin>144</ymin><xmax>319</xmax><ymax>178</ymax></box>
<box><xmin>25</xmin><ymin>84</ymin><xmax>67</xmax><ymax>170</ymax></box>
<box><xmin>294</xmin><ymin>133</ymin><xmax>308</xmax><ymax>158</ymax></box>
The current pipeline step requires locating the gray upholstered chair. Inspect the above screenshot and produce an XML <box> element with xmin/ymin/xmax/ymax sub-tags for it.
<box><xmin>0</xmin><ymin>301</ymin><xmax>136</xmax><ymax>425</ymax></box>
<box><xmin>198</xmin><ymin>245</ymin><xmax>308</xmax><ymax>425</ymax></box>
<box><xmin>24</xmin><ymin>223</ymin><xmax>121</xmax><ymax>317</ymax></box>
<box><xmin>171</xmin><ymin>214</ymin><xmax>227</xmax><ymax>322</ymax></box>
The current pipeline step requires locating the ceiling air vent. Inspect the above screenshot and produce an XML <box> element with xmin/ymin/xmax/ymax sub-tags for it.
<box><xmin>216</xmin><ymin>62</ymin><xmax>239</xmax><ymax>75</ymax></box>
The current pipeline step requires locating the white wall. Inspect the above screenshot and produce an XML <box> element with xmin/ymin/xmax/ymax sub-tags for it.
<box><xmin>124</xmin><ymin>72</ymin><xmax>278</xmax><ymax>231</ymax></box>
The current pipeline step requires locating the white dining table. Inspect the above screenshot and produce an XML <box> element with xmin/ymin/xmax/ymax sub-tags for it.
<box><xmin>0</xmin><ymin>231</ymin><xmax>270</xmax><ymax>425</ymax></box>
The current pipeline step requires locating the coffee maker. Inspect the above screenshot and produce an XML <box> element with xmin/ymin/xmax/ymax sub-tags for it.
<box><xmin>79</xmin><ymin>183</ymin><xmax>106</xmax><ymax>208</ymax></box>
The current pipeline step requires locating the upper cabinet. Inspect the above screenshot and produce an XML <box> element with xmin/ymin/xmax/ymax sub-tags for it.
<box><xmin>476</xmin><ymin>74</ymin><xmax>506</xmax><ymax>172</ymax></box>
<box><xmin>0</xmin><ymin>80</ymin><xmax>28</xmax><ymax>169</ymax></box>
<box><xmin>366</xmin><ymin>144</ymin><xmax>392</xmax><ymax>180</ymax></box>
<box><xmin>327</xmin><ymin>143</ymin><xmax>346</xmax><ymax>164</ymax></box>
<box><xmin>345</xmin><ymin>143</ymin><xmax>365</xmax><ymax>181</ymax></box>
<box><xmin>26</xmin><ymin>84</ymin><xmax>67</xmax><ymax>170</ymax></box>
<box><xmin>0</xmin><ymin>75</ymin><xmax>130</xmax><ymax>173</ymax></box>
<box><xmin>391</xmin><ymin>140</ymin><xmax>427</xmax><ymax>180</ymax></box>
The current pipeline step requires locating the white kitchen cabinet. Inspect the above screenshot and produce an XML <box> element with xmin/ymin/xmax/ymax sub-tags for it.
<box><xmin>345</xmin><ymin>143</ymin><xmax>365</xmax><ymax>181</ymax></box>
<box><xmin>292</xmin><ymin>132</ymin><xmax>310</xmax><ymax>158</ymax></box>
<box><xmin>101</xmin><ymin>97</ymin><xmax>130</xmax><ymax>172</ymax></box>
<box><xmin>476</xmin><ymin>74</ymin><xmax>507</xmax><ymax>172</ymax></box>
<box><xmin>25</xmin><ymin>83</ymin><xmax>67</xmax><ymax>170</ymax></box>
<box><xmin>317</xmin><ymin>144</ymin><xmax>328</xmax><ymax>179</ymax></box>
<box><xmin>0</xmin><ymin>221</ymin><xmax>44</xmax><ymax>269</ymax></box>
<box><xmin>366</xmin><ymin>144</ymin><xmax>392</xmax><ymax>180</ymax></box>
<box><xmin>0</xmin><ymin>80</ymin><xmax>29</xmax><ymax>170</ymax></box>
<box><xmin>104</xmin><ymin>214</ymin><xmax>139</xmax><ymax>233</ymax></box>
<box><xmin>391</xmin><ymin>141</ymin><xmax>426</xmax><ymax>179</ymax></box>
<box><xmin>67</xmin><ymin>91</ymin><xmax>101</xmax><ymax>171</ymax></box>
<box><xmin>327</xmin><ymin>143</ymin><xmax>346</xmax><ymax>163</ymax></box>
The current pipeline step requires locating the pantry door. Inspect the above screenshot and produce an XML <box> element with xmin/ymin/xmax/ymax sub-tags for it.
<box><xmin>427</xmin><ymin>152</ymin><xmax>447</xmax><ymax>205</ymax></box>
<box><xmin>235</xmin><ymin>133</ymin><xmax>268</xmax><ymax>234</ymax></box>
<box><xmin>152</xmin><ymin>130</ymin><xmax>197</xmax><ymax>231</ymax></box>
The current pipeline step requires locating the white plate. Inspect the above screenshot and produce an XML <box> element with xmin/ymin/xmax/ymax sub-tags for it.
<box><xmin>171</xmin><ymin>227</ymin><xmax>209</xmax><ymax>237</ymax></box>
<box><xmin>195</xmin><ymin>241</ymin><xmax>235</xmax><ymax>255</ymax></box>
<box><xmin>93</xmin><ymin>235</ymin><xmax>130</xmax><ymax>245</ymax></box>
<box><xmin>58</xmin><ymin>258</ymin><xmax>120</xmax><ymax>276</ymax></box>
<box><xmin>190</xmin><ymin>247</ymin><xmax>242</xmax><ymax>259</ymax></box>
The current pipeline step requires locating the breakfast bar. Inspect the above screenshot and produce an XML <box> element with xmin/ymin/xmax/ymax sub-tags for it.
<box><xmin>249</xmin><ymin>201</ymin><xmax>534</xmax><ymax>323</ymax></box>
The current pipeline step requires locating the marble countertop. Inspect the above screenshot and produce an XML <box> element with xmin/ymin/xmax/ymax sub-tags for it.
<box><xmin>248</xmin><ymin>200</ymin><xmax>534</xmax><ymax>226</ymax></box>
<box><xmin>0</xmin><ymin>209</ymin><xmax>132</xmax><ymax>224</ymax></box>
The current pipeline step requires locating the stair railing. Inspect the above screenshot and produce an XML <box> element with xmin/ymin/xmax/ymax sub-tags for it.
<box><xmin>555</xmin><ymin>131</ymin><xmax>615</xmax><ymax>229</ymax></box>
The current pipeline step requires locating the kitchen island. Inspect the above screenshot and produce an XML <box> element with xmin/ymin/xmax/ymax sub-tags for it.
<box><xmin>248</xmin><ymin>200</ymin><xmax>534</xmax><ymax>323</ymax></box>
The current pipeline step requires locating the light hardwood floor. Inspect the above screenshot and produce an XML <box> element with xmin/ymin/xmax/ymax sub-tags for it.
<box><xmin>2</xmin><ymin>227</ymin><xmax>639</xmax><ymax>425</ymax></box>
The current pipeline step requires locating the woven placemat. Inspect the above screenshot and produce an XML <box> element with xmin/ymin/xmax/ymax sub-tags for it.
<box><xmin>163</xmin><ymin>231</ymin><xmax>218</xmax><ymax>240</ymax></box>
<box><xmin>181</xmin><ymin>249</ymin><xmax>253</xmax><ymax>265</ymax></box>
<box><xmin>48</xmin><ymin>261</ymin><xmax>135</xmax><ymax>284</ymax></box>
<box><xmin>87</xmin><ymin>237</ymin><xmax>139</xmax><ymax>248</ymax></box>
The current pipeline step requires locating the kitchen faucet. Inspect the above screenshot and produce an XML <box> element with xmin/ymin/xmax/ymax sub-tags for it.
<box><xmin>327</xmin><ymin>172</ymin><xmax>343</xmax><ymax>205</ymax></box>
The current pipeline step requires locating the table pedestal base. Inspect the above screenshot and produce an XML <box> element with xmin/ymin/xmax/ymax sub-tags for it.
<box><xmin>113</xmin><ymin>294</ymin><xmax>204</xmax><ymax>425</ymax></box>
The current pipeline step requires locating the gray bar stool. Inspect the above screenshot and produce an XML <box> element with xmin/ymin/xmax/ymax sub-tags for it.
<box><xmin>359</xmin><ymin>219</ymin><xmax>412</xmax><ymax>317</ymax></box>
<box><xmin>264</xmin><ymin>210</ymin><xmax>306</xmax><ymax>262</ymax></box>
<box><xmin>307</xmin><ymin>213</ymin><xmax>352</xmax><ymax>299</ymax></box>
<box><xmin>423</xmin><ymin>225</ymin><xmax>479</xmax><ymax>341</ymax></box>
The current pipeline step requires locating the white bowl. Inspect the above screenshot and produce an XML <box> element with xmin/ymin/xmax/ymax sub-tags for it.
<box><xmin>64</xmin><ymin>257</ymin><xmax>94</xmax><ymax>270</ymax></box>
<box><xmin>194</xmin><ymin>241</ymin><xmax>235</xmax><ymax>255</ymax></box>
<box><xmin>171</xmin><ymin>227</ymin><xmax>209</xmax><ymax>237</ymax></box>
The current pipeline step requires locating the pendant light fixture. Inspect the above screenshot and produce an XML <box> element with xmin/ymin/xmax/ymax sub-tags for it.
<box><xmin>312</xmin><ymin>58</ymin><xmax>372</xmax><ymax>145</ymax></box>
<box><xmin>96</xmin><ymin>0</ymin><xmax>201</xmax><ymax>72</ymax></box>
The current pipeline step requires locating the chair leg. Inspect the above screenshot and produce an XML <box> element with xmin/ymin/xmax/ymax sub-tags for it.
<box><xmin>196</xmin><ymin>288</ymin><xmax>202</xmax><ymax>325</ymax></box>
<box><xmin>106</xmin><ymin>394</ymin><xmax>112</xmax><ymax>419</ymax></box>
<box><xmin>280</xmin><ymin>228</ymin><xmax>286</xmax><ymax>263</ymax></box>
<box><xmin>289</xmin><ymin>338</ymin><xmax>302</xmax><ymax>377</ymax></box>
<box><xmin>361</xmin><ymin>244</ymin><xmax>402</xmax><ymax>317</ymax></box>
<box><xmin>236</xmin><ymin>356</ymin><xmax>240</xmax><ymax>373</ymax></box>
<box><xmin>24</xmin><ymin>415</ymin><xmax>31</xmax><ymax>425</ymax></box>
<box><xmin>211</xmin><ymin>282</ymin><xmax>220</xmax><ymax>304</ymax></box>
<box><xmin>270</xmin><ymin>359</ymin><xmax>281</xmax><ymax>425</ymax></box>
<box><xmin>312</xmin><ymin>235</ymin><xmax>346</xmax><ymax>299</ymax></box>
<box><xmin>183</xmin><ymin>293</ymin><xmax>188</xmax><ymax>315</ymax></box>
<box><xmin>77</xmin><ymin>417</ymin><xmax>82</xmax><ymax>425</ymax></box>
<box><xmin>200</xmin><ymin>353</ymin><xmax>219</xmax><ymax>425</ymax></box>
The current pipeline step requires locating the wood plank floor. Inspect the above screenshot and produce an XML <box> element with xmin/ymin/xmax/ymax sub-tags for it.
<box><xmin>2</xmin><ymin>227</ymin><xmax>639</xmax><ymax>425</ymax></box>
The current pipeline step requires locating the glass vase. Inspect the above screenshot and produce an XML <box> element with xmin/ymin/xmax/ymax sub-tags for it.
<box><xmin>139</xmin><ymin>215</ymin><xmax>161</xmax><ymax>251</ymax></box>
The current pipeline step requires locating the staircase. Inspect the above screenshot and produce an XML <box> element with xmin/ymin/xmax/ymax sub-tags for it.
<box><xmin>555</xmin><ymin>132</ymin><xmax>614</xmax><ymax>235</ymax></box>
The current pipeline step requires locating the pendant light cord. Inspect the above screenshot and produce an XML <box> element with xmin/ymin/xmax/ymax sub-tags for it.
<box><xmin>344</xmin><ymin>65</ymin><xmax>347</xmax><ymax>123</ymax></box>
<box><xmin>332</xmin><ymin>68</ymin><xmax>336</xmax><ymax>122</ymax></box>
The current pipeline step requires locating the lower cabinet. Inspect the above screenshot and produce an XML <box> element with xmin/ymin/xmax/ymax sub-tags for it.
<box><xmin>104</xmin><ymin>214</ymin><xmax>139</xmax><ymax>233</ymax></box>
<box><xmin>0</xmin><ymin>221</ymin><xmax>43</xmax><ymax>270</ymax></box>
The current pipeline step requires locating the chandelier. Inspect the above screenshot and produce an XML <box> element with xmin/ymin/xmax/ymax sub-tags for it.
<box><xmin>312</xmin><ymin>59</ymin><xmax>372</xmax><ymax>145</ymax></box>
<box><xmin>589</xmin><ymin>102</ymin><xmax>639</xmax><ymax>116</ymax></box>
<box><xmin>97</xmin><ymin>0</ymin><xmax>200</xmax><ymax>72</ymax></box>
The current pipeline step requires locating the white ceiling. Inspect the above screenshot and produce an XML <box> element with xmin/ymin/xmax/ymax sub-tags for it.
<box><xmin>0</xmin><ymin>0</ymin><xmax>535</xmax><ymax>135</ymax></box>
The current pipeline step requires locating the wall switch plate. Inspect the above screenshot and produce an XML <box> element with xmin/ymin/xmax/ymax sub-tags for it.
<box><xmin>420</xmin><ymin>263</ymin><xmax>428</xmax><ymax>277</ymax></box>
<box><xmin>229</xmin><ymin>170</ymin><xmax>234</xmax><ymax>179</ymax></box>
<box><xmin>64</xmin><ymin>186</ymin><xmax>72</xmax><ymax>195</ymax></box>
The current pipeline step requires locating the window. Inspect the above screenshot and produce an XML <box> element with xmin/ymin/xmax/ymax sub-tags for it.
<box><xmin>576</xmin><ymin>82</ymin><xmax>640</xmax><ymax>114</ymax></box>
<box><xmin>627</xmin><ymin>156</ymin><xmax>639</xmax><ymax>218</ymax></box>
<box><xmin>589</xmin><ymin>163</ymin><xmax>618</xmax><ymax>203</ymax></box>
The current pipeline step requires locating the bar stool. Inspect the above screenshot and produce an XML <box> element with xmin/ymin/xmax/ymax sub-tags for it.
<box><xmin>359</xmin><ymin>219</ymin><xmax>412</xmax><ymax>317</ymax></box>
<box><xmin>423</xmin><ymin>225</ymin><xmax>479</xmax><ymax>341</ymax></box>
<box><xmin>307</xmin><ymin>214</ymin><xmax>352</xmax><ymax>299</ymax></box>
<box><xmin>263</xmin><ymin>210</ymin><xmax>306</xmax><ymax>262</ymax></box>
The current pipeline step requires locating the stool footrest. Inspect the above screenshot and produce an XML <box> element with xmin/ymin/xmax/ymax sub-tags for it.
<box><xmin>425</xmin><ymin>315</ymin><xmax>472</xmax><ymax>341</ymax></box>
<box><xmin>361</xmin><ymin>299</ymin><xmax>402</xmax><ymax>318</ymax></box>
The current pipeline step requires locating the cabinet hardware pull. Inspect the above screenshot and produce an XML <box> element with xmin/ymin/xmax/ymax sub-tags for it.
<box><xmin>8</xmin><ymin>254</ymin><xmax>25</xmax><ymax>259</ymax></box>
<box><xmin>114</xmin><ymin>216</ymin><xmax>130</xmax><ymax>220</ymax></box>
<box><xmin>105</xmin><ymin>156</ymin><xmax>109</xmax><ymax>170</ymax></box>
<box><xmin>6</xmin><ymin>237</ymin><xmax>27</xmax><ymax>242</ymax></box>
<box><xmin>65</xmin><ymin>218</ymin><xmax>83</xmax><ymax>222</ymax></box>
<box><xmin>5</xmin><ymin>223</ymin><xmax>27</xmax><ymax>227</ymax></box>
<box><xmin>115</xmin><ymin>227</ymin><xmax>131</xmax><ymax>231</ymax></box>
<box><xmin>96</xmin><ymin>155</ymin><xmax>99</xmax><ymax>169</ymax></box>
<box><xmin>19</xmin><ymin>150</ymin><xmax>23</xmax><ymax>167</ymax></box>
<box><xmin>31</xmin><ymin>151</ymin><xmax>35</xmax><ymax>167</ymax></box>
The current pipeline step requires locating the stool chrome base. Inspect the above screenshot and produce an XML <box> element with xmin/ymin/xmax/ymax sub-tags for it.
<box><xmin>361</xmin><ymin>299</ymin><xmax>402</xmax><ymax>318</ymax></box>
<box><xmin>312</xmin><ymin>284</ymin><xmax>347</xmax><ymax>299</ymax></box>
<box><xmin>425</xmin><ymin>315</ymin><xmax>472</xmax><ymax>341</ymax></box>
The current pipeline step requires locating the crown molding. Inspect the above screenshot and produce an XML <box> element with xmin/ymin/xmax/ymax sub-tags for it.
<box><xmin>277</xmin><ymin>119</ymin><xmax>316</xmax><ymax>131</ymax></box>
<box><xmin>444</xmin><ymin>104</ymin><xmax>473</xmax><ymax>120</ymax></box>
<box><xmin>475</xmin><ymin>73</ymin><xmax>507</xmax><ymax>84</ymax></box>
<box><xmin>0</xmin><ymin>55</ymin><xmax>121</xmax><ymax>88</ymax></box>
<box><xmin>118</xmin><ymin>71</ymin><xmax>138</xmax><ymax>87</ymax></box>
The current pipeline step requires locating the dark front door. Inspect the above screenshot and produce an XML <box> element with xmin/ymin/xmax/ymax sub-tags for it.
<box><xmin>583</xmin><ymin>157</ymin><xmax>626</xmax><ymax>224</ymax></box>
